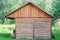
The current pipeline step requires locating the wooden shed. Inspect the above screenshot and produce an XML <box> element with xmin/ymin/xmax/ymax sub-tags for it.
<box><xmin>5</xmin><ymin>2</ymin><xmax>53</xmax><ymax>39</ymax></box>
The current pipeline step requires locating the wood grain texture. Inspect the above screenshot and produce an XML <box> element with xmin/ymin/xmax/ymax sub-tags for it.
<box><xmin>15</xmin><ymin>18</ymin><xmax>52</xmax><ymax>39</ymax></box>
<box><xmin>6</xmin><ymin>3</ymin><xmax>53</xmax><ymax>18</ymax></box>
<box><xmin>15</xmin><ymin>18</ymin><xmax>33</xmax><ymax>38</ymax></box>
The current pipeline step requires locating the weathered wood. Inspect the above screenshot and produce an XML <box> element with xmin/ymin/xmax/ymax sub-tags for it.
<box><xmin>15</xmin><ymin>18</ymin><xmax>52</xmax><ymax>38</ymax></box>
<box><xmin>6</xmin><ymin>3</ymin><xmax>53</xmax><ymax>18</ymax></box>
<box><xmin>33</xmin><ymin>18</ymin><xmax>51</xmax><ymax>38</ymax></box>
<box><xmin>5</xmin><ymin>3</ymin><xmax>53</xmax><ymax>39</ymax></box>
<box><xmin>15</xmin><ymin>18</ymin><xmax>33</xmax><ymax>38</ymax></box>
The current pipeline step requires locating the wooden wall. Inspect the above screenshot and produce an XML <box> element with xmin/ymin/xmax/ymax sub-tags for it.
<box><xmin>15</xmin><ymin>18</ymin><xmax>52</xmax><ymax>38</ymax></box>
<box><xmin>7</xmin><ymin>3</ymin><xmax>52</xmax><ymax>18</ymax></box>
<box><xmin>34</xmin><ymin>18</ymin><xmax>52</xmax><ymax>38</ymax></box>
<box><xmin>15</xmin><ymin>18</ymin><xmax>33</xmax><ymax>38</ymax></box>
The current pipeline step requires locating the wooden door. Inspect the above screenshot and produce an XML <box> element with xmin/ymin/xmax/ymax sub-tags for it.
<box><xmin>33</xmin><ymin>18</ymin><xmax>51</xmax><ymax>38</ymax></box>
<box><xmin>16</xmin><ymin>18</ymin><xmax>33</xmax><ymax>38</ymax></box>
<box><xmin>16</xmin><ymin>18</ymin><xmax>51</xmax><ymax>38</ymax></box>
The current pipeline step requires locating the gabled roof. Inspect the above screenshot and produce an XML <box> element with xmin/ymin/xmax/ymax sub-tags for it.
<box><xmin>5</xmin><ymin>2</ymin><xmax>54</xmax><ymax>18</ymax></box>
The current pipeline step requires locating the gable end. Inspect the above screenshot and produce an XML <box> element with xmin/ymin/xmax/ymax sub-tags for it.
<box><xmin>5</xmin><ymin>2</ymin><xmax>53</xmax><ymax>19</ymax></box>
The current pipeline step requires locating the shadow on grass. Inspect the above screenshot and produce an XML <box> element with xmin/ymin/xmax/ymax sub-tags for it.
<box><xmin>16</xmin><ymin>38</ymin><xmax>51</xmax><ymax>40</ymax></box>
<box><xmin>0</xmin><ymin>33</ymin><xmax>11</xmax><ymax>38</ymax></box>
<box><xmin>0</xmin><ymin>33</ymin><xmax>15</xmax><ymax>40</ymax></box>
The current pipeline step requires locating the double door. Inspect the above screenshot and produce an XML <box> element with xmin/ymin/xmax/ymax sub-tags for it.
<box><xmin>16</xmin><ymin>18</ymin><xmax>51</xmax><ymax>38</ymax></box>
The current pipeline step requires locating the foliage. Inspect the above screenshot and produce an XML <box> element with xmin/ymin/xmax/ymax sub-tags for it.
<box><xmin>0</xmin><ymin>24</ymin><xmax>15</xmax><ymax>33</ymax></box>
<box><xmin>0</xmin><ymin>0</ymin><xmax>22</xmax><ymax>24</ymax></box>
<box><xmin>51</xmin><ymin>0</ymin><xmax>60</xmax><ymax>26</ymax></box>
<box><xmin>0</xmin><ymin>33</ymin><xmax>15</xmax><ymax>40</ymax></box>
<box><xmin>52</xmin><ymin>27</ymin><xmax>60</xmax><ymax>40</ymax></box>
<box><xmin>0</xmin><ymin>24</ymin><xmax>15</xmax><ymax>40</ymax></box>
<box><xmin>52</xmin><ymin>0</ymin><xmax>60</xmax><ymax>18</ymax></box>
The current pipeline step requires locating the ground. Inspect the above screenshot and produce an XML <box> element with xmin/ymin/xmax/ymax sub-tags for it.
<box><xmin>0</xmin><ymin>24</ymin><xmax>15</xmax><ymax>40</ymax></box>
<box><xmin>0</xmin><ymin>33</ymin><xmax>15</xmax><ymax>40</ymax></box>
<box><xmin>52</xmin><ymin>27</ymin><xmax>60</xmax><ymax>40</ymax></box>
<box><xmin>0</xmin><ymin>24</ymin><xmax>60</xmax><ymax>40</ymax></box>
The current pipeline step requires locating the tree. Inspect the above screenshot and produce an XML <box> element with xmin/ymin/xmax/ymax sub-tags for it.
<box><xmin>52</xmin><ymin>0</ymin><xmax>60</xmax><ymax>26</ymax></box>
<box><xmin>45</xmin><ymin>0</ymin><xmax>53</xmax><ymax>15</ymax></box>
<box><xmin>52</xmin><ymin>0</ymin><xmax>60</xmax><ymax>19</ymax></box>
<box><xmin>0</xmin><ymin>0</ymin><xmax>23</xmax><ymax>24</ymax></box>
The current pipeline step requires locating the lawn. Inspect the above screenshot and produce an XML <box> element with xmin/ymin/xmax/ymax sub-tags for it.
<box><xmin>0</xmin><ymin>24</ymin><xmax>15</xmax><ymax>40</ymax></box>
<box><xmin>0</xmin><ymin>33</ymin><xmax>15</xmax><ymax>40</ymax></box>
<box><xmin>0</xmin><ymin>24</ymin><xmax>60</xmax><ymax>40</ymax></box>
<box><xmin>52</xmin><ymin>27</ymin><xmax>60</xmax><ymax>40</ymax></box>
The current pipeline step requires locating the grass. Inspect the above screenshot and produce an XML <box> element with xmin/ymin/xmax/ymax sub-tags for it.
<box><xmin>17</xmin><ymin>38</ymin><xmax>34</xmax><ymax>40</ymax></box>
<box><xmin>0</xmin><ymin>33</ymin><xmax>15</xmax><ymax>40</ymax></box>
<box><xmin>0</xmin><ymin>24</ymin><xmax>15</xmax><ymax>33</ymax></box>
<box><xmin>51</xmin><ymin>27</ymin><xmax>60</xmax><ymax>40</ymax></box>
<box><xmin>0</xmin><ymin>24</ymin><xmax>15</xmax><ymax>40</ymax></box>
<box><xmin>0</xmin><ymin>24</ymin><xmax>60</xmax><ymax>40</ymax></box>
<box><xmin>16</xmin><ymin>38</ymin><xmax>51</xmax><ymax>40</ymax></box>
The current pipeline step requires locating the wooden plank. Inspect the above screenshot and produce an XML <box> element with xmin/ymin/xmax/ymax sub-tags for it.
<box><xmin>16</xmin><ymin>33</ymin><xmax>33</xmax><ymax>38</ymax></box>
<box><xmin>6</xmin><ymin>3</ymin><xmax>53</xmax><ymax>18</ymax></box>
<box><xmin>15</xmin><ymin>18</ymin><xmax>52</xmax><ymax>38</ymax></box>
<box><xmin>20</xmin><ymin>4</ymin><xmax>30</xmax><ymax>17</ymax></box>
<box><xmin>33</xmin><ymin>18</ymin><xmax>52</xmax><ymax>22</ymax></box>
<box><xmin>30</xmin><ymin>4</ymin><xmax>39</xmax><ymax>17</ymax></box>
<box><xmin>34</xmin><ymin>18</ymin><xmax>51</xmax><ymax>38</ymax></box>
<box><xmin>15</xmin><ymin>18</ymin><xmax>33</xmax><ymax>38</ymax></box>
<box><xmin>16</xmin><ymin>18</ymin><xmax>33</xmax><ymax>23</ymax></box>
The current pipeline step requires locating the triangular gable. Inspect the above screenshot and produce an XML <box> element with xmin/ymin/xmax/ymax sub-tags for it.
<box><xmin>5</xmin><ymin>2</ymin><xmax>53</xmax><ymax>19</ymax></box>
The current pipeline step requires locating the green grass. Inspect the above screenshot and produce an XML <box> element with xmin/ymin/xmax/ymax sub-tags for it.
<box><xmin>17</xmin><ymin>38</ymin><xmax>33</xmax><ymax>40</ymax></box>
<box><xmin>0</xmin><ymin>24</ymin><xmax>60</xmax><ymax>40</ymax></box>
<box><xmin>0</xmin><ymin>33</ymin><xmax>15</xmax><ymax>40</ymax></box>
<box><xmin>0</xmin><ymin>24</ymin><xmax>15</xmax><ymax>33</ymax></box>
<box><xmin>0</xmin><ymin>24</ymin><xmax>15</xmax><ymax>40</ymax></box>
<box><xmin>52</xmin><ymin>28</ymin><xmax>60</xmax><ymax>40</ymax></box>
<box><xmin>16</xmin><ymin>38</ymin><xmax>51</xmax><ymax>40</ymax></box>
